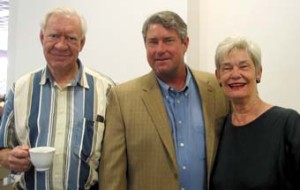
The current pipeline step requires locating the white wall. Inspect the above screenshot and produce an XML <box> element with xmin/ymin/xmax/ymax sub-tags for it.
<box><xmin>8</xmin><ymin>0</ymin><xmax>300</xmax><ymax>112</ymax></box>
<box><xmin>7</xmin><ymin>0</ymin><xmax>186</xmax><ymax>86</ymax></box>
<box><xmin>188</xmin><ymin>0</ymin><xmax>300</xmax><ymax>112</ymax></box>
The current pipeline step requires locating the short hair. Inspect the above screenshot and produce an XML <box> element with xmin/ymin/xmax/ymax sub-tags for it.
<box><xmin>215</xmin><ymin>36</ymin><xmax>261</xmax><ymax>72</ymax></box>
<box><xmin>142</xmin><ymin>11</ymin><xmax>187</xmax><ymax>43</ymax></box>
<box><xmin>40</xmin><ymin>7</ymin><xmax>87</xmax><ymax>39</ymax></box>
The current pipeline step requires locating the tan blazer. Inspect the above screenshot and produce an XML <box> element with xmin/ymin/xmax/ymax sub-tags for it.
<box><xmin>99</xmin><ymin>69</ymin><xmax>229</xmax><ymax>190</ymax></box>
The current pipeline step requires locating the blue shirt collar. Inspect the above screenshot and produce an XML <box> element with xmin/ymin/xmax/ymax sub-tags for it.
<box><xmin>157</xmin><ymin>67</ymin><xmax>192</xmax><ymax>96</ymax></box>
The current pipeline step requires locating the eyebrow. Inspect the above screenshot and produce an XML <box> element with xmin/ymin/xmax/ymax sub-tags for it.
<box><xmin>221</xmin><ymin>59</ymin><xmax>250</xmax><ymax>65</ymax></box>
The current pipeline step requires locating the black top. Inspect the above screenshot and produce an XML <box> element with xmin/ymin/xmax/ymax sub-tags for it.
<box><xmin>211</xmin><ymin>106</ymin><xmax>300</xmax><ymax>190</ymax></box>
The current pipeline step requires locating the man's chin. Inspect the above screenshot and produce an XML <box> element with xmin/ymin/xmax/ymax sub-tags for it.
<box><xmin>47</xmin><ymin>62</ymin><xmax>67</xmax><ymax>70</ymax></box>
<box><xmin>48</xmin><ymin>58</ymin><xmax>71</xmax><ymax>65</ymax></box>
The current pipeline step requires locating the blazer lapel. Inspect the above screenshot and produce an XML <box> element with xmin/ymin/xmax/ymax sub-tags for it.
<box><xmin>191</xmin><ymin>70</ymin><xmax>218</xmax><ymax>173</ymax></box>
<box><xmin>141</xmin><ymin>72</ymin><xmax>178</xmax><ymax>175</ymax></box>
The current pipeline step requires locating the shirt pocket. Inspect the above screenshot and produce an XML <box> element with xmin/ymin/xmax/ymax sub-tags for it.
<box><xmin>72</xmin><ymin>117</ymin><xmax>102</xmax><ymax>161</ymax></box>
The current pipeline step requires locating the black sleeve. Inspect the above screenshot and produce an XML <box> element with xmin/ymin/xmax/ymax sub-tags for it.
<box><xmin>284</xmin><ymin>109</ymin><xmax>300</xmax><ymax>188</ymax></box>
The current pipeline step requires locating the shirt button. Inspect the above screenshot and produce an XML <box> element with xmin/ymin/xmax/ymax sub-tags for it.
<box><xmin>178</xmin><ymin>120</ymin><xmax>182</xmax><ymax>124</ymax></box>
<box><xmin>182</xmin><ymin>166</ymin><xmax>186</xmax><ymax>170</ymax></box>
<box><xmin>176</xmin><ymin>99</ymin><xmax>180</xmax><ymax>104</ymax></box>
<box><xmin>181</xmin><ymin>188</ymin><xmax>185</xmax><ymax>190</ymax></box>
<box><xmin>180</xmin><ymin>143</ymin><xmax>184</xmax><ymax>147</ymax></box>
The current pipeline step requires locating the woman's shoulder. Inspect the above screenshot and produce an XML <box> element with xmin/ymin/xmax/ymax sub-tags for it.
<box><xmin>269</xmin><ymin>106</ymin><xmax>300</xmax><ymax>117</ymax></box>
<box><xmin>266</xmin><ymin>106</ymin><xmax>300</xmax><ymax>131</ymax></box>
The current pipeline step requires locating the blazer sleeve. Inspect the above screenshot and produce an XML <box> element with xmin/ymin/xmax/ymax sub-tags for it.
<box><xmin>99</xmin><ymin>87</ymin><xmax>127</xmax><ymax>190</ymax></box>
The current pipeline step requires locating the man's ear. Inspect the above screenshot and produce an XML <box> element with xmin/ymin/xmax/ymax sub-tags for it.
<box><xmin>39</xmin><ymin>30</ymin><xmax>44</xmax><ymax>44</ymax></box>
<box><xmin>79</xmin><ymin>36</ymin><xmax>86</xmax><ymax>51</ymax></box>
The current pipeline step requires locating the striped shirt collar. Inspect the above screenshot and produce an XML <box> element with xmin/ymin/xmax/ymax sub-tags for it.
<box><xmin>39</xmin><ymin>59</ymin><xmax>89</xmax><ymax>89</ymax></box>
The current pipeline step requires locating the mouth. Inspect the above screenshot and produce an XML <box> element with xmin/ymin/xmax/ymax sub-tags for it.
<box><xmin>50</xmin><ymin>49</ymin><xmax>70</xmax><ymax>56</ymax></box>
<box><xmin>154</xmin><ymin>57</ymin><xmax>171</xmax><ymax>63</ymax></box>
<box><xmin>228</xmin><ymin>82</ymin><xmax>246</xmax><ymax>89</ymax></box>
<box><xmin>51</xmin><ymin>53</ymin><xmax>70</xmax><ymax>57</ymax></box>
<box><xmin>155</xmin><ymin>58</ymin><xmax>168</xmax><ymax>61</ymax></box>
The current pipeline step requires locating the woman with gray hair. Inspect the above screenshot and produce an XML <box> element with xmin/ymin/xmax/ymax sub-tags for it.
<box><xmin>210</xmin><ymin>36</ymin><xmax>300</xmax><ymax>189</ymax></box>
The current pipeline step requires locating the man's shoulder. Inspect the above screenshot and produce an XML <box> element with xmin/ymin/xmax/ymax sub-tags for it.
<box><xmin>115</xmin><ymin>72</ymin><xmax>154</xmax><ymax>89</ymax></box>
<box><xmin>15</xmin><ymin>68</ymin><xmax>45</xmax><ymax>85</ymax></box>
<box><xmin>83</xmin><ymin>66</ymin><xmax>115</xmax><ymax>86</ymax></box>
<box><xmin>109</xmin><ymin>72</ymin><xmax>157</xmax><ymax>102</ymax></box>
<box><xmin>190</xmin><ymin>68</ymin><xmax>219</xmax><ymax>85</ymax></box>
<box><xmin>190</xmin><ymin>68</ymin><xmax>215</xmax><ymax>80</ymax></box>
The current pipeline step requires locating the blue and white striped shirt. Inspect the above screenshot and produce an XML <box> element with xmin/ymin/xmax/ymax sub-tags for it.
<box><xmin>0</xmin><ymin>60</ymin><xmax>114</xmax><ymax>190</ymax></box>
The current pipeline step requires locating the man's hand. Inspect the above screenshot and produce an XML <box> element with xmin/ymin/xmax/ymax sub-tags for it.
<box><xmin>8</xmin><ymin>145</ymin><xmax>31</xmax><ymax>173</ymax></box>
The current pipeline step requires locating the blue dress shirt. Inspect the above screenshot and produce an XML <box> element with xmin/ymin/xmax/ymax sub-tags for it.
<box><xmin>157</xmin><ymin>68</ymin><xmax>206</xmax><ymax>190</ymax></box>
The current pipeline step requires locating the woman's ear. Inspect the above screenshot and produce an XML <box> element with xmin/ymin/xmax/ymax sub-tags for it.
<box><xmin>256</xmin><ymin>65</ymin><xmax>262</xmax><ymax>83</ymax></box>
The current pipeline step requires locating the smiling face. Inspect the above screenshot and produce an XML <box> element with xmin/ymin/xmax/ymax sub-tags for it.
<box><xmin>216</xmin><ymin>49</ymin><xmax>262</xmax><ymax>101</ymax></box>
<box><xmin>40</xmin><ymin>14</ymin><xmax>85</xmax><ymax>74</ymax></box>
<box><xmin>145</xmin><ymin>24</ymin><xmax>189</xmax><ymax>81</ymax></box>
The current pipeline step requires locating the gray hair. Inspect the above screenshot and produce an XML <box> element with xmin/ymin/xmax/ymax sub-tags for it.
<box><xmin>215</xmin><ymin>36</ymin><xmax>261</xmax><ymax>72</ymax></box>
<box><xmin>40</xmin><ymin>7</ymin><xmax>87</xmax><ymax>39</ymax></box>
<box><xmin>142</xmin><ymin>11</ymin><xmax>187</xmax><ymax>43</ymax></box>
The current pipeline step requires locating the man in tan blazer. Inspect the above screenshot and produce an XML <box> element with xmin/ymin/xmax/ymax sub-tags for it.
<box><xmin>99</xmin><ymin>11</ymin><xmax>229</xmax><ymax>190</ymax></box>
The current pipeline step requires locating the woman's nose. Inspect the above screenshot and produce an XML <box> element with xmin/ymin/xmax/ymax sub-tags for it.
<box><xmin>230</xmin><ymin>66</ymin><xmax>242</xmax><ymax>78</ymax></box>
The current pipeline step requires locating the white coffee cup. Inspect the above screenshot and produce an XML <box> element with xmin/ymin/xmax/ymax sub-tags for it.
<box><xmin>29</xmin><ymin>146</ymin><xmax>55</xmax><ymax>171</ymax></box>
